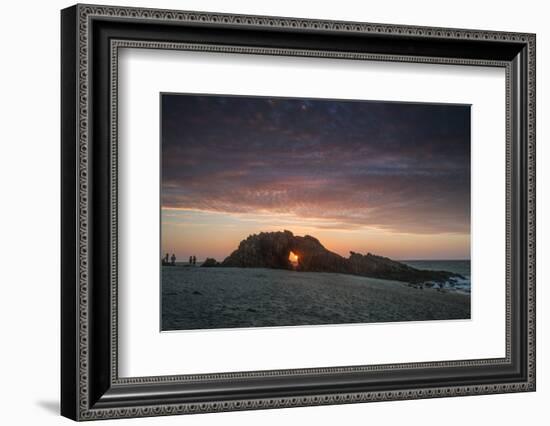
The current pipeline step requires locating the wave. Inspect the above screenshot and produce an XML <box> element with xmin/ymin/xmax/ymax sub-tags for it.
<box><xmin>402</xmin><ymin>260</ymin><xmax>471</xmax><ymax>294</ymax></box>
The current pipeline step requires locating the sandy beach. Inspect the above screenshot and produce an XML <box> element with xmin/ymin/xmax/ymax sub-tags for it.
<box><xmin>162</xmin><ymin>266</ymin><xmax>470</xmax><ymax>331</ymax></box>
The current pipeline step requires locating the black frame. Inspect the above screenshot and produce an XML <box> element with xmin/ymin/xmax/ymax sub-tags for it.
<box><xmin>61</xmin><ymin>4</ymin><xmax>536</xmax><ymax>421</ymax></box>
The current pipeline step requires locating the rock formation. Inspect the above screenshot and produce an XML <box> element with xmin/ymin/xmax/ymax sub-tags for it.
<box><xmin>201</xmin><ymin>257</ymin><xmax>220</xmax><ymax>267</ymax></box>
<box><xmin>203</xmin><ymin>230</ymin><xmax>463</xmax><ymax>285</ymax></box>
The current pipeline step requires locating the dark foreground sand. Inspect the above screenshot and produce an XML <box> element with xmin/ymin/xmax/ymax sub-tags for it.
<box><xmin>162</xmin><ymin>266</ymin><xmax>470</xmax><ymax>331</ymax></box>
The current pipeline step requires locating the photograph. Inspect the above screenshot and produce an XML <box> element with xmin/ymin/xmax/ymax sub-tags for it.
<box><xmin>160</xmin><ymin>94</ymin><xmax>472</xmax><ymax>331</ymax></box>
<box><xmin>58</xmin><ymin>3</ymin><xmax>536</xmax><ymax>420</ymax></box>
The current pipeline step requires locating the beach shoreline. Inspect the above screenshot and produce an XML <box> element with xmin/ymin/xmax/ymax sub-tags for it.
<box><xmin>162</xmin><ymin>266</ymin><xmax>470</xmax><ymax>331</ymax></box>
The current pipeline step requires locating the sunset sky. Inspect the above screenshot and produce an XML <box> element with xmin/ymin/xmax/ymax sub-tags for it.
<box><xmin>161</xmin><ymin>94</ymin><xmax>470</xmax><ymax>261</ymax></box>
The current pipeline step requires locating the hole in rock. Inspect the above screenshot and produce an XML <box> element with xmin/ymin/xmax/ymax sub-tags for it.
<box><xmin>288</xmin><ymin>251</ymin><xmax>299</xmax><ymax>268</ymax></box>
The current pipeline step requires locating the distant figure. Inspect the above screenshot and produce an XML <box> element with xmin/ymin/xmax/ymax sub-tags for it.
<box><xmin>192</xmin><ymin>255</ymin><xmax>197</xmax><ymax>265</ymax></box>
<box><xmin>163</xmin><ymin>253</ymin><xmax>169</xmax><ymax>265</ymax></box>
<box><xmin>171</xmin><ymin>253</ymin><xmax>176</xmax><ymax>265</ymax></box>
<box><xmin>189</xmin><ymin>255</ymin><xmax>193</xmax><ymax>265</ymax></box>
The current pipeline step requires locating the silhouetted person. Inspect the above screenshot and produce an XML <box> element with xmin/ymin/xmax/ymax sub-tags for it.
<box><xmin>171</xmin><ymin>253</ymin><xmax>176</xmax><ymax>265</ymax></box>
<box><xmin>163</xmin><ymin>253</ymin><xmax>169</xmax><ymax>265</ymax></box>
<box><xmin>189</xmin><ymin>255</ymin><xmax>193</xmax><ymax>265</ymax></box>
<box><xmin>192</xmin><ymin>255</ymin><xmax>197</xmax><ymax>265</ymax></box>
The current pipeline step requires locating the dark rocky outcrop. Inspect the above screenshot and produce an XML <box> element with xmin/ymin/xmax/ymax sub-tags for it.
<box><xmin>201</xmin><ymin>257</ymin><xmax>220</xmax><ymax>267</ymax></box>
<box><xmin>346</xmin><ymin>251</ymin><xmax>460</xmax><ymax>284</ymax></box>
<box><xmin>214</xmin><ymin>230</ymin><xmax>463</xmax><ymax>285</ymax></box>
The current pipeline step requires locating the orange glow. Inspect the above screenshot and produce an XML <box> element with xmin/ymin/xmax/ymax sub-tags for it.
<box><xmin>161</xmin><ymin>209</ymin><xmax>470</xmax><ymax>261</ymax></box>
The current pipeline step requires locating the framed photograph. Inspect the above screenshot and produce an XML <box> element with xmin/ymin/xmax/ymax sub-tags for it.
<box><xmin>61</xmin><ymin>4</ymin><xmax>536</xmax><ymax>421</ymax></box>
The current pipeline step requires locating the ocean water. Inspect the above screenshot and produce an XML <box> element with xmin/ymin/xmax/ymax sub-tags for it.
<box><xmin>161</xmin><ymin>266</ymin><xmax>470</xmax><ymax>331</ymax></box>
<box><xmin>402</xmin><ymin>260</ymin><xmax>471</xmax><ymax>294</ymax></box>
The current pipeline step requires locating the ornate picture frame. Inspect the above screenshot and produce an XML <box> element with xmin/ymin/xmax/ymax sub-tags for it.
<box><xmin>61</xmin><ymin>4</ymin><xmax>535</xmax><ymax>421</ymax></box>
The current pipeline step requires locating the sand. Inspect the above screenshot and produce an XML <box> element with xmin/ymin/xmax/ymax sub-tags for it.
<box><xmin>161</xmin><ymin>266</ymin><xmax>470</xmax><ymax>331</ymax></box>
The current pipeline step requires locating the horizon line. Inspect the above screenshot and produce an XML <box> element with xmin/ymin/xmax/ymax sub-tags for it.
<box><xmin>162</xmin><ymin>255</ymin><xmax>471</xmax><ymax>262</ymax></box>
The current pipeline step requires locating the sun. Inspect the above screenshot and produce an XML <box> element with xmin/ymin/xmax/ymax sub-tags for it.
<box><xmin>288</xmin><ymin>251</ymin><xmax>299</xmax><ymax>265</ymax></box>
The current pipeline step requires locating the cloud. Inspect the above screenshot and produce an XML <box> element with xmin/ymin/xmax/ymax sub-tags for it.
<box><xmin>161</xmin><ymin>94</ymin><xmax>470</xmax><ymax>235</ymax></box>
